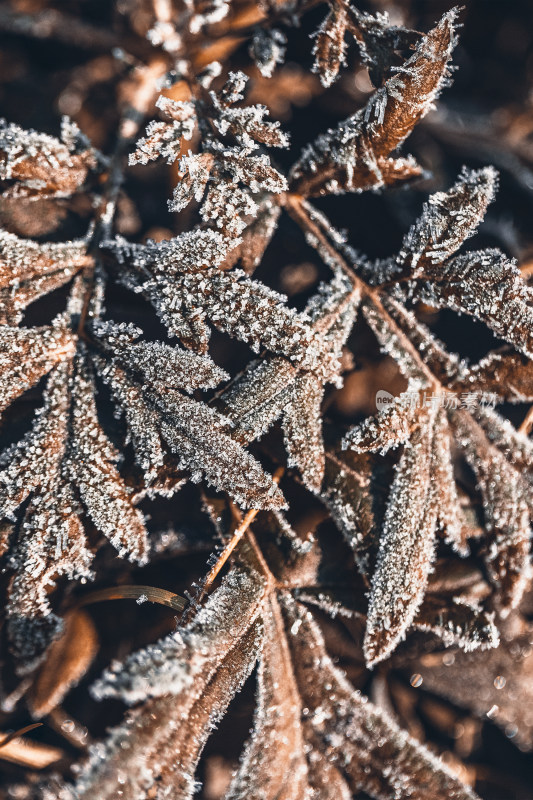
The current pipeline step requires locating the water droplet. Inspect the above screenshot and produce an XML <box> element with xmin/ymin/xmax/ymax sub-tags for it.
<box><xmin>442</xmin><ymin>652</ymin><xmax>455</xmax><ymax>666</ymax></box>
<box><xmin>494</xmin><ymin>675</ymin><xmax>506</xmax><ymax>690</ymax></box>
<box><xmin>61</xmin><ymin>720</ymin><xmax>75</xmax><ymax>733</ymax></box>
<box><xmin>290</xmin><ymin>619</ymin><xmax>302</xmax><ymax>635</ymax></box>
<box><xmin>505</xmin><ymin>723</ymin><xmax>518</xmax><ymax>739</ymax></box>
<box><xmin>486</xmin><ymin>704</ymin><xmax>499</xmax><ymax>719</ymax></box>
<box><xmin>136</xmin><ymin>593</ymin><xmax>148</xmax><ymax>605</ymax></box>
<box><xmin>410</xmin><ymin>673</ymin><xmax>423</xmax><ymax>688</ymax></box>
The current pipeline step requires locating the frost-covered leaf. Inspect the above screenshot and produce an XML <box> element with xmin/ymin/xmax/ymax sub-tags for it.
<box><xmin>219</xmin><ymin>200</ymin><xmax>281</xmax><ymax>273</ymax></box>
<box><xmin>319</xmin><ymin>450</ymin><xmax>376</xmax><ymax>582</ymax></box>
<box><xmin>362</xmin><ymin>298</ymin><xmax>432</xmax><ymax>383</ymax></box>
<box><xmin>0</xmin><ymin>229</ymin><xmax>92</xmax><ymax>324</ymax></box>
<box><xmin>0</xmin><ymin>317</ymin><xmax>76</xmax><ymax>415</ymax></box>
<box><xmin>450</xmin><ymin>409</ymin><xmax>531</xmax><ymax>613</ymax></box>
<box><xmin>282</xmin><ymin>595</ymin><xmax>478</xmax><ymax>799</ymax></box>
<box><xmin>311</xmin><ymin>3</ymin><xmax>420</xmax><ymax>89</ymax></box>
<box><xmin>407</xmin><ymin>248</ymin><xmax>533</xmax><ymax>358</ymax></box>
<box><xmin>342</xmin><ymin>383</ymin><xmax>422</xmax><ymax>454</ymax></box>
<box><xmin>108</xmin><ymin>233</ymin><xmax>333</xmax><ymax>369</ymax></box>
<box><xmin>364</xmin><ymin>404</ymin><xmax>439</xmax><ymax>667</ymax></box>
<box><xmin>66</xmin><ymin>350</ymin><xmax>149</xmax><ymax>563</ymax></box>
<box><xmin>63</xmin><ymin>556</ymin><xmax>478</xmax><ymax>800</ymax></box>
<box><xmin>225</xmin><ymin>593</ymin><xmax>310</xmax><ymax>800</ymax></box>
<box><xmin>290</xmin><ymin>10</ymin><xmax>458</xmax><ymax>196</ymax></box>
<box><xmin>129</xmin><ymin>96</ymin><xmax>197</xmax><ymax>166</ymax></box>
<box><xmin>249</xmin><ymin>27</ymin><xmax>287</xmax><ymax>78</ymax></box>
<box><xmin>281</xmin><ymin>372</ymin><xmax>325</xmax><ymax>492</ymax></box>
<box><xmin>92</xmin><ymin>319</ymin><xmax>227</xmax><ymax>392</ymax></box>
<box><xmin>380</xmin><ymin>295</ymin><xmax>463</xmax><ymax>384</ymax></box>
<box><xmin>220</xmin><ymin>355</ymin><xmax>297</xmax><ymax>442</ymax></box>
<box><xmin>472</xmin><ymin>405</ymin><xmax>533</xmax><ymax>495</ymax></box>
<box><xmin>213</xmin><ymin>72</ymin><xmax>289</xmax><ymax>149</ymax></box>
<box><xmin>432</xmin><ymin>408</ymin><xmax>471</xmax><ymax>556</ymax></box>
<box><xmin>131</xmin><ymin>74</ymin><xmax>288</xmax><ymax>237</ymax></box>
<box><xmin>0</xmin><ymin>228</ymin><xmax>91</xmax><ymax>290</ymax></box>
<box><xmin>93</xmin><ymin>567</ymin><xmax>266</xmax><ymax>704</ymax></box>
<box><xmin>347</xmin><ymin>7</ymin><xmax>422</xmax><ymax>88</ymax></box>
<box><xmin>92</xmin><ymin>325</ymin><xmax>285</xmax><ymax>509</ymax></box>
<box><xmin>0</xmin><ymin>117</ymin><xmax>100</xmax><ymax>199</ymax></box>
<box><xmin>220</xmin><ymin>275</ymin><xmax>359</xmax><ymax>490</ymax></box>
<box><xmin>312</xmin><ymin>5</ymin><xmax>348</xmax><ymax>88</ymax></box>
<box><xmin>68</xmin><ymin>568</ymin><xmax>267</xmax><ymax>800</ymax></box>
<box><xmin>413</xmin><ymin>595</ymin><xmax>499</xmax><ymax>652</ymax></box>
<box><xmin>1</xmin><ymin>362</ymin><xmax>93</xmax><ymax>665</ymax></box>
<box><xmin>396</xmin><ymin>167</ymin><xmax>497</xmax><ymax>277</ymax></box>
<box><xmin>450</xmin><ymin>351</ymin><xmax>533</xmax><ymax>403</ymax></box>
<box><xmin>0</xmin><ymin>342</ymin><xmax>153</xmax><ymax>666</ymax></box>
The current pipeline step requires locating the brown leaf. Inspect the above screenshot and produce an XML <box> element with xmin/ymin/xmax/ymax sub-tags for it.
<box><xmin>450</xmin><ymin>409</ymin><xmax>531</xmax><ymax>613</ymax></box>
<box><xmin>450</xmin><ymin>351</ymin><xmax>533</xmax><ymax>403</ymax></box>
<box><xmin>364</xmin><ymin>405</ymin><xmax>439</xmax><ymax>667</ymax></box>
<box><xmin>282</xmin><ymin>594</ymin><xmax>479</xmax><ymax>799</ymax></box>
<box><xmin>416</xmin><ymin>613</ymin><xmax>533</xmax><ymax>750</ymax></box>
<box><xmin>413</xmin><ymin>595</ymin><xmax>499</xmax><ymax>652</ymax></box>
<box><xmin>290</xmin><ymin>10</ymin><xmax>458</xmax><ymax>196</ymax></box>
<box><xmin>70</xmin><ymin>567</ymin><xmax>267</xmax><ymax>799</ymax></box>
<box><xmin>0</xmin><ymin>119</ymin><xmax>98</xmax><ymax>200</ymax></box>
<box><xmin>28</xmin><ymin>610</ymin><xmax>98</xmax><ymax>718</ymax></box>
<box><xmin>312</xmin><ymin>5</ymin><xmax>348</xmax><ymax>88</ymax></box>
<box><xmin>0</xmin><ymin>320</ymin><xmax>76</xmax><ymax>415</ymax></box>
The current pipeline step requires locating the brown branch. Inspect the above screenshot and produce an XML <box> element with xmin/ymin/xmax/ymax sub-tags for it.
<box><xmin>199</xmin><ymin>466</ymin><xmax>285</xmax><ymax>599</ymax></box>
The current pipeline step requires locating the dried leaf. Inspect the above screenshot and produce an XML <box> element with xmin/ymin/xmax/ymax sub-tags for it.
<box><xmin>0</xmin><ymin>117</ymin><xmax>99</xmax><ymax>200</ymax></box>
<box><xmin>0</xmin><ymin>318</ymin><xmax>76</xmax><ymax>415</ymax></box>
<box><xmin>68</xmin><ymin>568</ymin><xmax>267</xmax><ymax>799</ymax></box>
<box><xmin>66</xmin><ymin>350</ymin><xmax>149</xmax><ymax>564</ymax></box>
<box><xmin>417</xmin><ymin>613</ymin><xmax>533</xmax><ymax>750</ymax></box>
<box><xmin>290</xmin><ymin>10</ymin><xmax>458</xmax><ymax>196</ymax></box>
<box><xmin>413</xmin><ymin>595</ymin><xmax>499</xmax><ymax>652</ymax></box>
<box><xmin>312</xmin><ymin>5</ymin><xmax>348</xmax><ymax>88</ymax></box>
<box><xmin>28</xmin><ymin>610</ymin><xmax>98</xmax><ymax>718</ymax></box>
<box><xmin>364</xmin><ymin>405</ymin><xmax>439</xmax><ymax>667</ymax></box>
<box><xmin>450</xmin><ymin>409</ymin><xmax>531</xmax><ymax>613</ymax></box>
<box><xmin>396</xmin><ymin>167</ymin><xmax>497</xmax><ymax>277</ymax></box>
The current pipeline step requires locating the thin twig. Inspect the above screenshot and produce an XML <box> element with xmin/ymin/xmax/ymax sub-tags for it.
<box><xmin>519</xmin><ymin>405</ymin><xmax>533</xmax><ymax>435</ymax></box>
<box><xmin>199</xmin><ymin>466</ymin><xmax>285</xmax><ymax>599</ymax></box>
<box><xmin>0</xmin><ymin>723</ymin><xmax>43</xmax><ymax>750</ymax></box>
<box><xmin>77</xmin><ymin>584</ymin><xmax>187</xmax><ymax>612</ymax></box>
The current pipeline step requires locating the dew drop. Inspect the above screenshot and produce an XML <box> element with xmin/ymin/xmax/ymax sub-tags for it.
<box><xmin>442</xmin><ymin>652</ymin><xmax>455</xmax><ymax>666</ymax></box>
<box><xmin>494</xmin><ymin>675</ymin><xmax>506</xmax><ymax>690</ymax></box>
<box><xmin>486</xmin><ymin>704</ymin><xmax>499</xmax><ymax>719</ymax></box>
<box><xmin>410</xmin><ymin>673</ymin><xmax>423</xmax><ymax>688</ymax></box>
<box><xmin>61</xmin><ymin>720</ymin><xmax>75</xmax><ymax>733</ymax></box>
<box><xmin>136</xmin><ymin>593</ymin><xmax>148</xmax><ymax>605</ymax></box>
<box><xmin>290</xmin><ymin>619</ymin><xmax>302</xmax><ymax>635</ymax></box>
<box><xmin>505</xmin><ymin>723</ymin><xmax>518</xmax><ymax>739</ymax></box>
